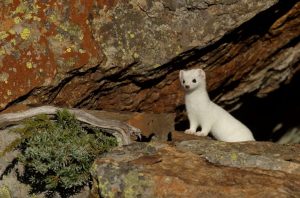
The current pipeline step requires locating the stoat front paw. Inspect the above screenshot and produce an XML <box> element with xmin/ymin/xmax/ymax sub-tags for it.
<box><xmin>184</xmin><ymin>129</ymin><xmax>195</xmax><ymax>135</ymax></box>
<box><xmin>194</xmin><ymin>131</ymin><xmax>207</xmax><ymax>136</ymax></box>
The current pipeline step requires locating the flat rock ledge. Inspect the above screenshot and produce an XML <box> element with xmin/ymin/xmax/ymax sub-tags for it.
<box><xmin>91</xmin><ymin>132</ymin><xmax>300</xmax><ymax>198</ymax></box>
<box><xmin>0</xmin><ymin>109</ymin><xmax>299</xmax><ymax>197</ymax></box>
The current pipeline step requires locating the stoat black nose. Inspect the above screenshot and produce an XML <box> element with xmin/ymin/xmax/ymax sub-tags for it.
<box><xmin>185</xmin><ymin>85</ymin><xmax>190</xmax><ymax>89</ymax></box>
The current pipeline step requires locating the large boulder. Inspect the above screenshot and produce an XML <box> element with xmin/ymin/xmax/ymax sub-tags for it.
<box><xmin>0</xmin><ymin>108</ymin><xmax>175</xmax><ymax>197</ymax></box>
<box><xmin>0</xmin><ymin>108</ymin><xmax>299</xmax><ymax>197</ymax></box>
<box><xmin>1</xmin><ymin>0</ymin><xmax>299</xmax><ymax>113</ymax></box>
<box><xmin>90</xmin><ymin>132</ymin><xmax>300</xmax><ymax>197</ymax></box>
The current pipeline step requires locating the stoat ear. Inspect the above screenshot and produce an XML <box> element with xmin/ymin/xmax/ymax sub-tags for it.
<box><xmin>198</xmin><ymin>69</ymin><xmax>206</xmax><ymax>79</ymax></box>
<box><xmin>179</xmin><ymin>70</ymin><xmax>184</xmax><ymax>80</ymax></box>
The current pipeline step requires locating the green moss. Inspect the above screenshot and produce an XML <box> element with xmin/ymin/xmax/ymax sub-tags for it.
<box><xmin>4</xmin><ymin>109</ymin><xmax>118</xmax><ymax>195</ymax></box>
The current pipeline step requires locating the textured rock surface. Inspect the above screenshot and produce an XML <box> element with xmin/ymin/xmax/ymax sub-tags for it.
<box><xmin>0</xmin><ymin>0</ymin><xmax>101</xmax><ymax>111</ymax></box>
<box><xmin>0</xmin><ymin>109</ymin><xmax>300</xmax><ymax>197</ymax></box>
<box><xmin>88</xmin><ymin>110</ymin><xmax>175</xmax><ymax>141</ymax></box>
<box><xmin>0</xmin><ymin>109</ymin><xmax>175</xmax><ymax>197</ymax></box>
<box><xmin>0</xmin><ymin>128</ymin><xmax>19</xmax><ymax>177</ymax></box>
<box><xmin>91</xmin><ymin>133</ymin><xmax>300</xmax><ymax>197</ymax></box>
<box><xmin>2</xmin><ymin>0</ymin><xmax>299</xmax><ymax>114</ymax></box>
<box><xmin>0</xmin><ymin>1</ymin><xmax>300</xmax><ymax>195</ymax></box>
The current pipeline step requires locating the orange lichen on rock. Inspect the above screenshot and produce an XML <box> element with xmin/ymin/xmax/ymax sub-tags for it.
<box><xmin>0</xmin><ymin>0</ymin><xmax>102</xmax><ymax>110</ymax></box>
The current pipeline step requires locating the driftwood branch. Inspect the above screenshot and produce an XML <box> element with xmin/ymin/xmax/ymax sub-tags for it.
<box><xmin>0</xmin><ymin>106</ymin><xmax>141</xmax><ymax>146</ymax></box>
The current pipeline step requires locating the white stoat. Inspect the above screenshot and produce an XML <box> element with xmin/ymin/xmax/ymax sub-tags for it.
<box><xmin>179</xmin><ymin>68</ymin><xmax>255</xmax><ymax>142</ymax></box>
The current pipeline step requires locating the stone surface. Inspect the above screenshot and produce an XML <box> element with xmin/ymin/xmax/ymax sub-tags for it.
<box><xmin>0</xmin><ymin>1</ymin><xmax>300</xmax><ymax>195</ymax></box>
<box><xmin>0</xmin><ymin>128</ymin><xmax>20</xmax><ymax>177</ymax></box>
<box><xmin>0</xmin><ymin>109</ymin><xmax>175</xmax><ymax>197</ymax></box>
<box><xmin>1</xmin><ymin>110</ymin><xmax>300</xmax><ymax>197</ymax></box>
<box><xmin>126</xmin><ymin>112</ymin><xmax>175</xmax><ymax>141</ymax></box>
<box><xmin>2</xmin><ymin>0</ymin><xmax>299</xmax><ymax>114</ymax></box>
<box><xmin>87</xmin><ymin>110</ymin><xmax>175</xmax><ymax>141</ymax></box>
<box><xmin>91</xmin><ymin>134</ymin><xmax>300</xmax><ymax>197</ymax></box>
<box><xmin>0</xmin><ymin>0</ymin><xmax>101</xmax><ymax>110</ymax></box>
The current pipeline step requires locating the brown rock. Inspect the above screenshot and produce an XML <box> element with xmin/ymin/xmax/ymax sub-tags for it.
<box><xmin>0</xmin><ymin>106</ymin><xmax>299</xmax><ymax>197</ymax></box>
<box><xmin>0</xmin><ymin>108</ymin><xmax>175</xmax><ymax>197</ymax></box>
<box><xmin>91</xmin><ymin>137</ymin><xmax>300</xmax><ymax>197</ymax></box>
<box><xmin>127</xmin><ymin>113</ymin><xmax>175</xmax><ymax>141</ymax></box>
<box><xmin>0</xmin><ymin>0</ymin><xmax>102</xmax><ymax>110</ymax></box>
<box><xmin>2</xmin><ymin>0</ymin><xmax>299</xmax><ymax>115</ymax></box>
<box><xmin>87</xmin><ymin>110</ymin><xmax>175</xmax><ymax>141</ymax></box>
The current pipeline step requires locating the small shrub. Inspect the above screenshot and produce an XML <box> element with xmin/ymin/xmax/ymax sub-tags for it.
<box><xmin>8</xmin><ymin>109</ymin><xmax>118</xmax><ymax>195</ymax></box>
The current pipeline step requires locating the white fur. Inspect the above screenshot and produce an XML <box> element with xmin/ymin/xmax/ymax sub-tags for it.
<box><xmin>179</xmin><ymin>69</ymin><xmax>255</xmax><ymax>142</ymax></box>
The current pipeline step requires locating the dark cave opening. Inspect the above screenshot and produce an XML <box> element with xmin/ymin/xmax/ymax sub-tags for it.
<box><xmin>232</xmin><ymin>72</ymin><xmax>300</xmax><ymax>142</ymax></box>
<box><xmin>175</xmin><ymin>72</ymin><xmax>300</xmax><ymax>143</ymax></box>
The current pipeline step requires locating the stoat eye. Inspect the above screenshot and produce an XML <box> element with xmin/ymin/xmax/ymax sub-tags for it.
<box><xmin>182</xmin><ymin>80</ymin><xmax>185</xmax><ymax>84</ymax></box>
<box><xmin>192</xmin><ymin>79</ymin><xmax>197</xmax><ymax>83</ymax></box>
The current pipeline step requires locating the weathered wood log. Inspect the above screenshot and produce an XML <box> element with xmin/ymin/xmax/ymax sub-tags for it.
<box><xmin>0</xmin><ymin>106</ymin><xmax>141</xmax><ymax>146</ymax></box>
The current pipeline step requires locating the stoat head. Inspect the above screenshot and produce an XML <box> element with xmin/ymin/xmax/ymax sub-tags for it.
<box><xmin>179</xmin><ymin>69</ymin><xmax>206</xmax><ymax>92</ymax></box>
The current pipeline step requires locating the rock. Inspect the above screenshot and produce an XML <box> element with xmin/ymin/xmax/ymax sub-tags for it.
<box><xmin>176</xmin><ymin>138</ymin><xmax>300</xmax><ymax>174</ymax></box>
<box><xmin>0</xmin><ymin>128</ymin><xmax>20</xmax><ymax>176</ymax></box>
<box><xmin>90</xmin><ymin>133</ymin><xmax>300</xmax><ymax>197</ymax></box>
<box><xmin>1</xmin><ymin>108</ymin><xmax>300</xmax><ymax>197</ymax></box>
<box><xmin>0</xmin><ymin>128</ymin><xmax>38</xmax><ymax>198</ymax></box>
<box><xmin>87</xmin><ymin>110</ymin><xmax>175</xmax><ymax>141</ymax></box>
<box><xmin>126</xmin><ymin>112</ymin><xmax>175</xmax><ymax>141</ymax></box>
<box><xmin>0</xmin><ymin>108</ymin><xmax>174</xmax><ymax>197</ymax></box>
<box><xmin>0</xmin><ymin>169</ymin><xmax>91</xmax><ymax>198</ymax></box>
<box><xmin>0</xmin><ymin>0</ymin><xmax>102</xmax><ymax>111</ymax></box>
<box><xmin>277</xmin><ymin>127</ymin><xmax>300</xmax><ymax>144</ymax></box>
<box><xmin>0</xmin><ymin>172</ymin><xmax>45</xmax><ymax>198</ymax></box>
<box><xmin>1</xmin><ymin>0</ymin><xmax>299</xmax><ymax>114</ymax></box>
<box><xmin>0</xmin><ymin>185</ymin><xmax>12</xmax><ymax>198</ymax></box>
<box><xmin>0</xmin><ymin>0</ymin><xmax>300</xmax><ymax>195</ymax></box>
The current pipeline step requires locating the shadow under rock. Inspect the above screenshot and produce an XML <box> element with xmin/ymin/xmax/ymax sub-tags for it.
<box><xmin>232</xmin><ymin>72</ymin><xmax>300</xmax><ymax>142</ymax></box>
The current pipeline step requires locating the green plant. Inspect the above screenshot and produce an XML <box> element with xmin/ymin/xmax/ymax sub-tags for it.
<box><xmin>8</xmin><ymin>109</ymin><xmax>118</xmax><ymax>194</ymax></box>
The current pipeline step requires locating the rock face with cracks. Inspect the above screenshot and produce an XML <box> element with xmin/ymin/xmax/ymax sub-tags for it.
<box><xmin>90</xmin><ymin>132</ymin><xmax>300</xmax><ymax>198</ymax></box>
<box><xmin>0</xmin><ymin>2</ymin><xmax>299</xmax><ymax>195</ymax></box>
<box><xmin>0</xmin><ymin>109</ymin><xmax>299</xmax><ymax>197</ymax></box>
<box><xmin>0</xmin><ymin>0</ymin><xmax>299</xmax><ymax>114</ymax></box>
